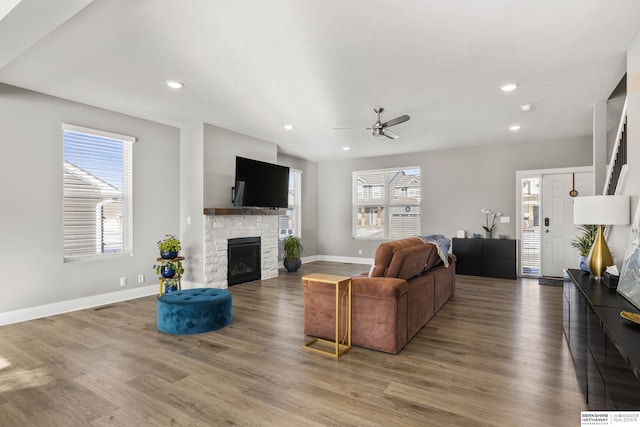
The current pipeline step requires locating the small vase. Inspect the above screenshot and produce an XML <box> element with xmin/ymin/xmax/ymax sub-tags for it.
<box><xmin>579</xmin><ymin>255</ymin><xmax>589</xmax><ymax>272</ymax></box>
<box><xmin>485</xmin><ymin>231</ymin><xmax>492</xmax><ymax>239</ymax></box>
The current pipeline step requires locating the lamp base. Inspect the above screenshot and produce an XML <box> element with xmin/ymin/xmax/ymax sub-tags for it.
<box><xmin>587</xmin><ymin>224</ymin><xmax>613</xmax><ymax>280</ymax></box>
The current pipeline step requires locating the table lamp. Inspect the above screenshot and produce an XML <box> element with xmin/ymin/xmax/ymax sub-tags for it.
<box><xmin>573</xmin><ymin>195</ymin><xmax>630</xmax><ymax>279</ymax></box>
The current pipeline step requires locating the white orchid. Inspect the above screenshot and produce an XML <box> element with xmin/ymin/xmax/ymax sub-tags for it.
<box><xmin>481</xmin><ymin>208</ymin><xmax>502</xmax><ymax>232</ymax></box>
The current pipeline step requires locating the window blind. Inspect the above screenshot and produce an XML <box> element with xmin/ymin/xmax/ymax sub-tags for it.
<box><xmin>353</xmin><ymin>167</ymin><xmax>421</xmax><ymax>239</ymax></box>
<box><xmin>62</xmin><ymin>124</ymin><xmax>135</xmax><ymax>260</ymax></box>
<box><xmin>280</xmin><ymin>168</ymin><xmax>302</xmax><ymax>239</ymax></box>
<box><xmin>520</xmin><ymin>176</ymin><xmax>541</xmax><ymax>276</ymax></box>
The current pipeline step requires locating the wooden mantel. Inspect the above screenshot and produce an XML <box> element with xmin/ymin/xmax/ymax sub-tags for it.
<box><xmin>204</xmin><ymin>207</ymin><xmax>286</xmax><ymax>216</ymax></box>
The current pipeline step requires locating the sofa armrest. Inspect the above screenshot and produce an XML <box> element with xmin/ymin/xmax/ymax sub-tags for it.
<box><xmin>351</xmin><ymin>276</ymin><xmax>408</xmax><ymax>299</ymax></box>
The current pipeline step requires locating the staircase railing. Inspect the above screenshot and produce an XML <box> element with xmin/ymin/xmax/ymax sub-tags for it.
<box><xmin>603</xmin><ymin>97</ymin><xmax>628</xmax><ymax>195</ymax></box>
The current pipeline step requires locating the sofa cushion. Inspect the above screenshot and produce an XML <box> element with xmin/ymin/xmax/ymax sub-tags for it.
<box><xmin>422</xmin><ymin>243</ymin><xmax>443</xmax><ymax>271</ymax></box>
<box><xmin>370</xmin><ymin>237</ymin><xmax>424</xmax><ymax>277</ymax></box>
<box><xmin>386</xmin><ymin>244</ymin><xmax>435</xmax><ymax>280</ymax></box>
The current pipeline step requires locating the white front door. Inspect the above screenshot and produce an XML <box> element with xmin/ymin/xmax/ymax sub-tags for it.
<box><xmin>541</xmin><ymin>172</ymin><xmax>593</xmax><ymax>277</ymax></box>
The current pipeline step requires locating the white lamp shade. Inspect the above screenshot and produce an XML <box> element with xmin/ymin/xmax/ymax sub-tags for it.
<box><xmin>573</xmin><ymin>195</ymin><xmax>630</xmax><ymax>225</ymax></box>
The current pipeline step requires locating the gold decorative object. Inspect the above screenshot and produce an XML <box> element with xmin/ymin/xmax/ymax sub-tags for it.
<box><xmin>620</xmin><ymin>311</ymin><xmax>640</xmax><ymax>325</ymax></box>
<box><xmin>587</xmin><ymin>225</ymin><xmax>613</xmax><ymax>278</ymax></box>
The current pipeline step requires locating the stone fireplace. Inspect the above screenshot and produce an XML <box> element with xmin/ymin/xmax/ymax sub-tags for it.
<box><xmin>204</xmin><ymin>208</ymin><xmax>281</xmax><ymax>288</ymax></box>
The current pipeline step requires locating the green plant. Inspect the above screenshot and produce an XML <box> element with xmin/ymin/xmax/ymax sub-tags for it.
<box><xmin>571</xmin><ymin>224</ymin><xmax>598</xmax><ymax>257</ymax></box>
<box><xmin>283</xmin><ymin>235</ymin><xmax>303</xmax><ymax>259</ymax></box>
<box><xmin>157</xmin><ymin>234</ymin><xmax>181</xmax><ymax>253</ymax></box>
<box><xmin>153</xmin><ymin>260</ymin><xmax>184</xmax><ymax>276</ymax></box>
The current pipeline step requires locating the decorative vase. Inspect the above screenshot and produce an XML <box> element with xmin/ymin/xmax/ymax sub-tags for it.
<box><xmin>164</xmin><ymin>284</ymin><xmax>178</xmax><ymax>293</ymax></box>
<box><xmin>579</xmin><ymin>255</ymin><xmax>589</xmax><ymax>272</ymax></box>
<box><xmin>485</xmin><ymin>231</ymin><xmax>492</xmax><ymax>239</ymax></box>
<box><xmin>161</xmin><ymin>266</ymin><xmax>176</xmax><ymax>278</ymax></box>
<box><xmin>284</xmin><ymin>258</ymin><xmax>301</xmax><ymax>273</ymax></box>
<box><xmin>160</xmin><ymin>250</ymin><xmax>178</xmax><ymax>259</ymax></box>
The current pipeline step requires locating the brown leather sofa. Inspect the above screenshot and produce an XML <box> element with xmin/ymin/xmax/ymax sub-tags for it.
<box><xmin>302</xmin><ymin>237</ymin><xmax>456</xmax><ymax>354</ymax></box>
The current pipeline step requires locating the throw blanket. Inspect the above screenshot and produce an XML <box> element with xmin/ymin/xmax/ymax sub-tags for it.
<box><xmin>418</xmin><ymin>234</ymin><xmax>451</xmax><ymax>268</ymax></box>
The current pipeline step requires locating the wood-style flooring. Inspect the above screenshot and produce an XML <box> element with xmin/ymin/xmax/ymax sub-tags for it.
<box><xmin>0</xmin><ymin>261</ymin><xmax>586</xmax><ymax>426</ymax></box>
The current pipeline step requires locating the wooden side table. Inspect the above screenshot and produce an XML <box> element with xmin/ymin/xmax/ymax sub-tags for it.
<box><xmin>301</xmin><ymin>273</ymin><xmax>352</xmax><ymax>358</ymax></box>
<box><xmin>156</xmin><ymin>256</ymin><xmax>185</xmax><ymax>297</ymax></box>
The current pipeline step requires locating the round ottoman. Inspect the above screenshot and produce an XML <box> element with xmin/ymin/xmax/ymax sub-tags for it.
<box><xmin>157</xmin><ymin>288</ymin><xmax>232</xmax><ymax>335</ymax></box>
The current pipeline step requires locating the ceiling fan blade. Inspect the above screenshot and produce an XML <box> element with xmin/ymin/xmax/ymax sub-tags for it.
<box><xmin>333</xmin><ymin>127</ymin><xmax>366</xmax><ymax>130</ymax></box>
<box><xmin>383</xmin><ymin>129</ymin><xmax>399</xmax><ymax>139</ymax></box>
<box><xmin>382</xmin><ymin>114</ymin><xmax>410</xmax><ymax>128</ymax></box>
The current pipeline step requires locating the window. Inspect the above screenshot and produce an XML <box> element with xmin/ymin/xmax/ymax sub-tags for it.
<box><xmin>353</xmin><ymin>167</ymin><xmax>421</xmax><ymax>239</ymax></box>
<box><xmin>62</xmin><ymin>124</ymin><xmax>135</xmax><ymax>260</ymax></box>
<box><xmin>520</xmin><ymin>175</ymin><xmax>541</xmax><ymax>276</ymax></box>
<box><xmin>279</xmin><ymin>168</ymin><xmax>302</xmax><ymax>239</ymax></box>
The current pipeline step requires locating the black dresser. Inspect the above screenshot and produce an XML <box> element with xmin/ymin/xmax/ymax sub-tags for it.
<box><xmin>452</xmin><ymin>237</ymin><xmax>517</xmax><ymax>279</ymax></box>
<box><xmin>564</xmin><ymin>268</ymin><xmax>640</xmax><ymax>410</ymax></box>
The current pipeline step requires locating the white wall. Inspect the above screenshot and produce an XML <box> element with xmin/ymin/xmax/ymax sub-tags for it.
<box><xmin>317</xmin><ymin>136</ymin><xmax>593</xmax><ymax>259</ymax></box>
<box><xmin>0</xmin><ymin>83</ymin><xmax>180</xmax><ymax>315</ymax></box>
<box><xmin>203</xmin><ymin>124</ymin><xmax>277</xmax><ymax>209</ymax></box>
<box><xmin>278</xmin><ymin>154</ymin><xmax>319</xmax><ymax>257</ymax></box>
<box><xmin>180</xmin><ymin>123</ymin><xmax>204</xmax><ymax>285</ymax></box>
<box><xmin>606</xmin><ymin>30</ymin><xmax>640</xmax><ymax>265</ymax></box>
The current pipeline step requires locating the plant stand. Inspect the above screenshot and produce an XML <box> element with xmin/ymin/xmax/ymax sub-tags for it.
<box><xmin>156</xmin><ymin>256</ymin><xmax>185</xmax><ymax>296</ymax></box>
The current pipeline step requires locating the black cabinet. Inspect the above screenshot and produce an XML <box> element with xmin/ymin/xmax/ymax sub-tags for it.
<box><xmin>564</xmin><ymin>269</ymin><xmax>640</xmax><ymax>410</ymax></box>
<box><xmin>452</xmin><ymin>238</ymin><xmax>516</xmax><ymax>279</ymax></box>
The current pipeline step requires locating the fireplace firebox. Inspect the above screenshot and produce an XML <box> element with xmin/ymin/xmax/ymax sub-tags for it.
<box><xmin>227</xmin><ymin>237</ymin><xmax>261</xmax><ymax>286</ymax></box>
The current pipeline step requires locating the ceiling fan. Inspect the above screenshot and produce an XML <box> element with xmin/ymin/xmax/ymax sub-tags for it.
<box><xmin>335</xmin><ymin>107</ymin><xmax>410</xmax><ymax>139</ymax></box>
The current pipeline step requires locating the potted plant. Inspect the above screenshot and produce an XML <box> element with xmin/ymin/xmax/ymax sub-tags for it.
<box><xmin>571</xmin><ymin>224</ymin><xmax>598</xmax><ymax>271</ymax></box>
<box><xmin>283</xmin><ymin>235</ymin><xmax>303</xmax><ymax>272</ymax></box>
<box><xmin>481</xmin><ymin>208</ymin><xmax>502</xmax><ymax>239</ymax></box>
<box><xmin>158</xmin><ymin>234</ymin><xmax>181</xmax><ymax>259</ymax></box>
<box><xmin>153</xmin><ymin>260</ymin><xmax>185</xmax><ymax>278</ymax></box>
<box><xmin>162</xmin><ymin>278</ymin><xmax>180</xmax><ymax>293</ymax></box>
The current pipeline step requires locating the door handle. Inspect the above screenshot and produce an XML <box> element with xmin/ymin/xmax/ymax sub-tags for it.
<box><xmin>544</xmin><ymin>217</ymin><xmax>550</xmax><ymax>226</ymax></box>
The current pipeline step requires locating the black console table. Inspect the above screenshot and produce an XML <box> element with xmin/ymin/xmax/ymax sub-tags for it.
<box><xmin>564</xmin><ymin>268</ymin><xmax>640</xmax><ymax>410</ymax></box>
<box><xmin>452</xmin><ymin>237</ymin><xmax>516</xmax><ymax>279</ymax></box>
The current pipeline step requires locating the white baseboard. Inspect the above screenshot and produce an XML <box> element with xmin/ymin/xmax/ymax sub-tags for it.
<box><xmin>180</xmin><ymin>280</ymin><xmax>205</xmax><ymax>289</ymax></box>
<box><xmin>2</xmin><ymin>257</ymin><xmax>371</xmax><ymax>326</ymax></box>
<box><xmin>313</xmin><ymin>255</ymin><xmax>373</xmax><ymax>265</ymax></box>
<box><xmin>0</xmin><ymin>285</ymin><xmax>158</xmax><ymax>326</ymax></box>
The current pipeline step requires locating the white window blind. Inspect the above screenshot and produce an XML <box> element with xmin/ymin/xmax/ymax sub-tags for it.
<box><xmin>280</xmin><ymin>168</ymin><xmax>302</xmax><ymax>239</ymax></box>
<box><xmin>353</xmin><ymin>167</ymin><xmax>421</xmax><ymax>239</ymax></box>
<box><xmin>62</xmin><ymin>124</ymin><xmax>135</xmax><ymax>260</ymax></box>
<box><xmin>520</xmin><ymin>175</ymin><xmax>541</xmax><ymax>276</ymax></box>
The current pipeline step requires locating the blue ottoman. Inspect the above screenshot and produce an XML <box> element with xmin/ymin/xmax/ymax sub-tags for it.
<box><xmin>157</xmin><ymin>288</ymin><xmax>232</xmax><ymax>335</ymax></box>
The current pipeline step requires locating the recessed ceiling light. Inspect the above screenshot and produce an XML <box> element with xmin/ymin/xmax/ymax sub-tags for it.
<box><xmin>283</xmin><ymin>124</ymin><xmax>294</xmax><ymax>130</ymax></box>
<box><xmin>520</xmin><ymin>104</ymin><xmax>532</xmax><ymax>112</ymax></box>
<box><xmin>166</xmin><ymin>80</ymin><xmax>183</xmax><ymax>89</ymax></box>
<box><xmin>500</xmin><ymin>83</ymin><xmax>518</xmax><ymax>92</ymax></box>
<box><xmin>510</xmin><ymin>125</ymin><xmax>522</xmax><ymax>131</ymax></box>
<box><xmin>342</xmin><ymin>146</ymin><xmax>350</xmax><ymax>151</ymax></box>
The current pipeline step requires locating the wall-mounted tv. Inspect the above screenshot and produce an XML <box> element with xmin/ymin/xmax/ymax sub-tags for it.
<box><xmin>233</xmin><ymin>156</ymin><xmax>289</xmax><ymax>208</ymax></box>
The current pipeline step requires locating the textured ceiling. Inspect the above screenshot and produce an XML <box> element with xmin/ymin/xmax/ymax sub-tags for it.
<box><xmin>1</xmin><ymin>0</ymin><xmax>639</xmax><ymax>160</ymax></box>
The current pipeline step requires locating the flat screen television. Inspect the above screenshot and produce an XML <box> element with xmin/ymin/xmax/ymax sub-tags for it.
<box><xmin>233</xmin><ymin>156</ymin><xmax>289</xmax><ymax>208</ymax></box>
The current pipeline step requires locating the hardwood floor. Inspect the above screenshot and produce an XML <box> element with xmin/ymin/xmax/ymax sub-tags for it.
<box><xmin>0</xmin><ymin>261</ymin><xmax>586</xmax><ymax>426</ymax></box>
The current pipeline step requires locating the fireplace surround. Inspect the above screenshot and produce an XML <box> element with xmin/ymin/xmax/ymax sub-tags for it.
<box><xmin>204</xmin><ymin>208</ymin><xmax>282</xmax><ymax>288</ymax></box>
